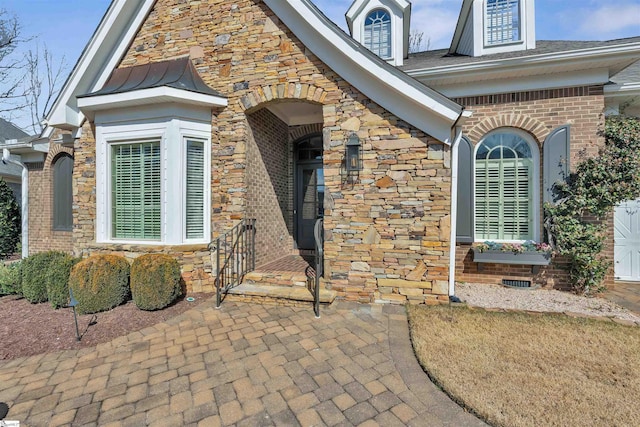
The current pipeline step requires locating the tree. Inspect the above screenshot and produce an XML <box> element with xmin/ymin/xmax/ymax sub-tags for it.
<box><xmin>409</xmin><ymin>29</ymin><xmax>430</xmax><ymax>53</ymax></box>
<box><xmin>0</xmin><ymin>9</ymin><xmax>66</xmax><ymax>135</ymax></box>
<box><xmin>546</xmin><ymin>116</ymin><xmax>640</xmax><ymax>295</ymax></box>
<box><xmin>0</xmin><ymin>178</ymin><xmax>20</xmax><ymax>259</ymax></box>
<box><xmin>0</xmin><ymin>9</ymin><xmax>27</xmax><ymax>116</ymax></box>
<box><xmin>24</xmin><ymin>44</ymin><xmax>66</xmax><ymax>134</ymax></box>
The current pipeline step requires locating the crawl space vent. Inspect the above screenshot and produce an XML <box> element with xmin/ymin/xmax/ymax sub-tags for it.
<box><xmin>502</xmin><ymin>279</ymin><xmax>531</xmax><ymax>288</ymax></box>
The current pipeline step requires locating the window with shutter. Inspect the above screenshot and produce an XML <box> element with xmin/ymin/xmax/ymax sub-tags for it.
<box><xmin>185</xmin><ymin>139</ymin><xmax>205</xmax><ymax>240</ymax></box>
<box><xmin>53</xmin><ymin>154</ymin><xmax>73</xmax><ymax>231</ymax></box>
<box><xmin>485</xmin><ymin>0</ymin><xmax>521</xmax><ymax>45</ymax></box>
<box><xmin>364</xmin><ymin>9</ymin><xmax>392</xmax><ymax>59</ymax></box>
<box><xmin>475</xmin><ymin>131</ymin><xmax>537</xmax><ymax>241</ymax></box>
<box><xmin>111</xmin><ymin>140</ymin><xmax>161</xmax><ymax>240</ymax></box>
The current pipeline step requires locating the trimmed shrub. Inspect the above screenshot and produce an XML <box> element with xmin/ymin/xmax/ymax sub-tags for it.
<box><xmin>0</xmin><ymin>261</ymin><xmax>22</xmax><ymax>296</ymax></box>
<box><xmin>46</xmin><ymin>254</ymin><xmax>80</xmax><ymax>309</ymax></box>
<box><xmin>22</xmin><ymin>251</ymin><xmax>70</xmax><ymax>303</ymax></box>
<box><xmin>130</xmin><ymin>254</ymin><xmax>181</xmax><ymax>311</ymax></box>
<box><xmin>0</xmin><ymin>178</ymin><xmax>20</xmax><ymax>260</ymax></box>
<box><xmin>69</xmin><ymin>254</ymin><xmax>130</xmax><ymax>314</ymax></box>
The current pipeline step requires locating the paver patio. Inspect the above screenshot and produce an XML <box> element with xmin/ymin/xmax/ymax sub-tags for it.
<box><xmin>0</xmin><ymin>299</ymin><xmax>485</xmax><ymax>426</ymax></box>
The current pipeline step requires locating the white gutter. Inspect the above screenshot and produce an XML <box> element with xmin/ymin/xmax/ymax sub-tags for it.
<box><xmin>448</xmin><ymin>123</ymin><xmax>466</xmax><ymax>298</ymax></box>
<box><xmin>2</xmin><ymin>149</ymin><xmax>28</xmax><ymax>258</ymax></box>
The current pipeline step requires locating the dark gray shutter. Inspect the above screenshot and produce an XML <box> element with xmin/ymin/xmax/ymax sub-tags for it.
<box><xmin>53</xmin><ymin>154</ymin><xmax>73</xmax><ymax>230</ymax></box>
<box><xmin>456</xmin><ymin>137</ymin><xmax>474</xmax><ymax>243</ymax></box>
<box><xmin>543</xmin><ymin>125</ymin><xmax>570</xmax><ymax>205</ymax></box>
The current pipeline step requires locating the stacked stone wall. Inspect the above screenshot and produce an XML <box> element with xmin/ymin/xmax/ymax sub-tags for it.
<box><xmin>71</xmin><ymin>0</ymin><xmax>452</xmax><ymax>301</ymax></box>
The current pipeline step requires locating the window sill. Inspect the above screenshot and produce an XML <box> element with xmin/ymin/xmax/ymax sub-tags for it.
<box><xmin>89</xmin><ymin>242</ymin><xmax>210</xmax><ymax>253</ymax></box>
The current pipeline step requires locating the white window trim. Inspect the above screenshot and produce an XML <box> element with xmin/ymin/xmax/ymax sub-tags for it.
<box><xmin>472</xmin><ymin>127</ymin><xmax>540</xmax><ymax>243</ymax></box>
<box><xmin>483</xmin><ymin>0</ymin><xmax>523</xmax><ymax>48</ymax></box>
<box><xmin>362</xmin><ymin>7</ymin><xmax>393</xmax><ymax>61</ymax></box>
<box><xmin>181</xmin><ymin>134</ymin><xmax>211</xmax><ymax>244</ymax></box>
<box><xmin>95</xmin><ymin>104</ymin><xmax>211</xmax><ymax>246</ymax></box>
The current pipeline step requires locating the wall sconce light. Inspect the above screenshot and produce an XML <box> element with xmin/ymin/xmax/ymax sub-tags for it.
<box><xmin>345</xmin><ymin>132</ymin><xmax>362</xmax><ymax>175</ymax></box>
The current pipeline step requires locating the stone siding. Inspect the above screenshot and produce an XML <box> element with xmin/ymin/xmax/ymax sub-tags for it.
<box><xmin>71</xmin><ymin>0</ymin><xmax>452</xmax><ymax>301</ymax></box>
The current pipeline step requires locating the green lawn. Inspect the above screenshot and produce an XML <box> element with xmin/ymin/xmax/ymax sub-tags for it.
<box><xmin>407</xmin><ymin>305</ymin><xmax>640</xmax><ymax>427</ymax></box>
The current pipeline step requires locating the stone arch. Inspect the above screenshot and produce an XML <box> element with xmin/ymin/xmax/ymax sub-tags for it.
<box><xmin>467</xmin><ymin>114</ymin><xmax>550</xmax><ymax>145</ymax></box>
<box><xmin>44</xmin><ymin>143</ymin><xmax>74</xmax><ymax>170</ymax></box>
<box><xmin>239</xmin><ymin>84</ymin><xmax>327</xmax><ymax>112</ymax></box>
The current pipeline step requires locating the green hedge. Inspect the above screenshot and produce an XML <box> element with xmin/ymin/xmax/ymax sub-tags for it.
<box><xmin>0</xmin><ymin>178</ymin><xmax>20</xmax><ymax>260</ymax></box>
<box><xmin>22</xmin><ymin>251</ymin><xmax>70</xmax><ymax>303</ymax></box>
<box><xmin>69</xmin><ymin>254</ymin><xmax>130</xmax><ymax>314</ymax></box>
<box><xmin>130</xmin><ymin>254</ymin><xmax>181</xmax><ymax>311</ymax></box>
<box><xmin>46</xmin><ymin>255</ymin><xmax>80</xmax><ymax>309</ymax></box>
<box><xmin>0</xmin><ymin>261</ymin><xmax>22</xmax><ymax>296</ymax></box>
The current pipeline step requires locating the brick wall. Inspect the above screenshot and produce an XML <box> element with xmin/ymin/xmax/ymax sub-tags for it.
<box><xmin>246</xmin><ymin>108</ymin><xmax>292</xmax><ymax>266</ymax></box>
<box><xmin>27</xmin><ymin>143</ymin><xmax>74</xmax><ymax>255</ymax></box>
<box><xmin>71</xmin><ymin>0</ymin><xmax>453</xmax><ymax>301</ymax></box>
<box><xmin>453</xmin><ymin>86</ymin><xmax>609</xmax><ymax>288</ymax></box>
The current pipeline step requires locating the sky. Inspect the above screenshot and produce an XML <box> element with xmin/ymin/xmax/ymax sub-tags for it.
<box><xmin>2</xmin><ymin>0</ymin><xmax>639</xmax><ymax>130</ymax></box>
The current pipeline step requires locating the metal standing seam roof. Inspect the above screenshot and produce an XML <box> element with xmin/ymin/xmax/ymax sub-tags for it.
<box><xmin>400</xmin><ymin>37</ymin><xmax>640</xmax><ymax>72</ymax></box>
<box><xmin>78</xmin><ymin>56</ymin><xmax>225</xmax><ymax>99</ymax></box>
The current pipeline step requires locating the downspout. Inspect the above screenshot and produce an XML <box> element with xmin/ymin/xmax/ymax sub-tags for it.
<box><xmin>2</xmin><ymin>149</ymin><xmax>28</xmax><ymax>258</ymax></box>
<box><xmin>448</xmin><ymin>111</ymin><xmax>465</xmax><ymax>301</ymax></box>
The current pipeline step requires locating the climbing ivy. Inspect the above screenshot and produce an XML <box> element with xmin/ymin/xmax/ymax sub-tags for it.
<box><xmin>545</xmin><ymin>116</ymin><xmax>640</xmax><ymax>295</ymax></box>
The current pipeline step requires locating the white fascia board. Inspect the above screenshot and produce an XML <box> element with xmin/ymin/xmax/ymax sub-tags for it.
<box><xmin>265</xmin><ymin>0</ymin><xmax>464</xmax><ymax>144</ymax></box>
<box><xmin>409</xmin><ymin>43</ymin><xmax>640</xmax><ymax>81</ymax></box>
<box><xmin>78</xmin><ymin>87</ymin><xmax>227</xmax><ymax>120</ymax></box>
<box><xmin>448</xmin><ymin>0</ymin><xmax>472</xmax><ymax>55</ymax></box>
<box><xmin>430</xmin><ymin>69</ymin><xmax>609</xmax><ymax>98</ymax></box>
<box><xmin>47</xmin><ymin>0</ymin><xmax>157</xmax><ymax>130</ymax></box>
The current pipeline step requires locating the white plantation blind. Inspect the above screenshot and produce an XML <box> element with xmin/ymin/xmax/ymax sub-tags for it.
<box><xmin>111</xmin><ymin>140</ymin><xmax>161</xmax><ymax>240</ymax></box>
<box><xmin>185</xmin><ymin>139</ymin><xmax>205</xmax><ymax>239</ymax></box>
<box><xmin>486</xmin><ymin>0</ymin><xmax>520</xmax><ymax>45</ymax></box>
<box><xmin>364</xmin><ymin>9</ymin><xmax>391</xmax><ymax>58</ymax></box>
<box><xmin>475</xmin><ymin>134</ymin><xmax>533</xmax><ymax>241</ymax></box>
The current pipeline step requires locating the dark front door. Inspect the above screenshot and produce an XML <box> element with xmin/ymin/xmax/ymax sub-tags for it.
<box><xmin>296</xmin><ymin>162</ymin><xmax>324</xmax><ymax>249</ymax></box>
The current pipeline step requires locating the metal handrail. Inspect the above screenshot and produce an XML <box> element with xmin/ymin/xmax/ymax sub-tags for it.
<box><xmin>210</xmin><ymin>218</ymin><xmax>256</xmax><ymax>308</ymax></box>
<box><xmin>313</xmin><ymin>218</ymin><xmax>324</xmax><ymax>317</ymax></box>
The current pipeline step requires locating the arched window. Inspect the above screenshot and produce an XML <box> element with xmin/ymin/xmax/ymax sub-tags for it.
<box><xmin>485</xmin><ymin>0</ymin><xmax>521</xmax><ymax>45</ymax></box>
<box><xmin>53</xmin><ymin>154</ymin><xmax>73</xmax><ymax>231</ymax></box>
<box><xmin>475</xmin><ymin>130</ymin><xmax>538</xmax><ymax>241</ymax></box>
<box><xmin>364</xmin><ymin>9</ymin><xmax>391</xmax><ymax>59</ymax></box>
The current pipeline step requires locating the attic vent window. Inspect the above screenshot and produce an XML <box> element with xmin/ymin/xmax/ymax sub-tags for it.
<box><xmin>364</xmin><ymin>9</ymin><xmax>391</xmax><ymax>59</ymax></box>
<box><xmin>485</xmin><ymin>0</ymin><xmax>521</xmax><ymax>45</ymax></box>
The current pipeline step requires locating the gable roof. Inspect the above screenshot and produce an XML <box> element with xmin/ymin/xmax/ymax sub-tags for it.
<box><xmin>0</xmin><ymin>118</ymin><xmax>29</xmax><ymax>143</ymax></box>
<box><xmin>46</xmin><ymin>0</ymin><xmax>466</xmax><ymax>144</ymax></box>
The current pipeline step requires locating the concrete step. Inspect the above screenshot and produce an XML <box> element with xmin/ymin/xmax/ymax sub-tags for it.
<box><xmin>227</xmin><ymin>283</ymin><xmax>337</xmax><ymax>304</ymax></box>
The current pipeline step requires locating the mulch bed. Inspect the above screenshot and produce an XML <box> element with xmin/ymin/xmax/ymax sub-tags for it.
<box><xmin>0</xmin><ymin>293</ymin><xmax>211</xmax><ymax>360</ymax></box>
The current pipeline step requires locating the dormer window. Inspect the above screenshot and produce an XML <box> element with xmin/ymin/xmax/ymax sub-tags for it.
<box><xmin>364</xmin><ymin>9</ymin><xmax>392</xmax><ymax>59</ymax></box>
<box><xmin>485</xmin><ymin>0</ymin><xmax>521</xmax><ymax>45</ymax></box>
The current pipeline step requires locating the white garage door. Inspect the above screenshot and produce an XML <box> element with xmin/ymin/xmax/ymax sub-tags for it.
<box><xmin>614</xmin><ymin>199</ymin><xmax>640</xmax><ymax>281</ymax></box>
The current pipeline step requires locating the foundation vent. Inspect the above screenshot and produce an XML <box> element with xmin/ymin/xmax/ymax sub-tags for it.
<box><xmin>502</xmin><ymin>279</ymin><xmax>531</xmax><ymax>288</ymax></box>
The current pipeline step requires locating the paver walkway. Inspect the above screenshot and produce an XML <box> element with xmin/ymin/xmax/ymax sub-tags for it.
<box><xmin>0</xmin><ymin>300</ymin><xmax>485</xmax><ymax>426</ymax></box>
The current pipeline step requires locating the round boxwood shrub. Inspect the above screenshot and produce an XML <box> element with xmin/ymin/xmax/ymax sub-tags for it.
<box><xmin>0</xmin><ymin>178</ymin><xmax>20</xmax><ymax>260</ymax></box>
<box><xmin>22</xmin><ymin>251</ymin><xmax>70</xmax><ymax>303</ymax></box>
<box><xmin>0</xmin><ymin>260</ymin><xmax>22</xmax><ymax>296</ymax></box>
<box><xmin>46</xmin><ymin>254</ymin><xmax>80</xmax><ymax>309</ymax></box>
<box><xmin>69</xmin><ymin>254</ymin><xmax>130</xmax><ymax>314</ymax></box>
<box><xmin>130</xmin><ymin>254</ymin><xmax>181</xmax><ymax>311</ymax></box>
